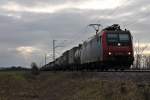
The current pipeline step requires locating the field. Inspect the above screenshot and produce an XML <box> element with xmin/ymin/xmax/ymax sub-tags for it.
<box><xmin>0</xmin><ymin>71</ymin><xmax>150</xmax><ymax>100</ymax></box>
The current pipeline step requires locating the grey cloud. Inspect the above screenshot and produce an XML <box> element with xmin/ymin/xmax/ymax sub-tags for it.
<box><xmin>0</xmin><ymin>0</ymin><xmax>89</xmax><ymax>7</ymax></box>
<box><xmin>0</xmin><ymin>9</ymin><xmax>94</xmax><ymax>67</ymax></box>
<box><xmin>0</xmin><ymin>46</ymin><xmax>27</xmax><ymax>67</ymax></box>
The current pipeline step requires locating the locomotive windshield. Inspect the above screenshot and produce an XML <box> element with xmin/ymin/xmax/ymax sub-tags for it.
<box><xmin>107</xmin><ymin>32</ymin><xmax>130</xmax><ymax>46</ymax></box>
<box><xmin>119</xmin><ymin>34</ymin><xmax>130</xmax><ymax>42</ymax></box>
<box><xmin>107</xmin><ymin>34</ymin><xmax>118</xmax><ymax>43</ymax></box>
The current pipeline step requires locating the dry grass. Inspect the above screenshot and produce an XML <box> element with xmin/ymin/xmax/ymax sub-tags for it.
<box><xmin>0</xmin><ymin>71</ymin><xmax>149</xmax><ymax>100</ymax></box>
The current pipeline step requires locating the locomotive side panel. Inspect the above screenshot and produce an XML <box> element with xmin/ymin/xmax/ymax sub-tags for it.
<box><xmin>89</xmin><ymin>37</ymin><xmax>101</xmax><ymax>62</ymax></box>
<box><xmin>81</xmin><ymin>36</ymin><xmax>102</xmax><ymax>64</ymax></box>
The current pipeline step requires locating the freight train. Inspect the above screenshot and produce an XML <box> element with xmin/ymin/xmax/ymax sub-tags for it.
<box><xmin>42</xmin><ymin>24</ymin><xmax>134</xmax><ymax>71</ymax></box>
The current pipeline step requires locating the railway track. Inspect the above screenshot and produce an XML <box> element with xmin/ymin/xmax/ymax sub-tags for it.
<box><xmin>42</xmin><ymin>68</ymin><xmax>150</xmax><ymax>72</ymax></box>
<box><xmin>58</xmin><ymin>70</ymin><xmax>150</xmax><ymax>82</ymax></box>
<box><xmin>42</xmin><ymin>69</ymin><xmax>150</xmax><ymax>72</ymax></box>
<box><xmin>97</xmin><ymin>69</ymin><xmax>150</xmax><ymax>72</ymax></box>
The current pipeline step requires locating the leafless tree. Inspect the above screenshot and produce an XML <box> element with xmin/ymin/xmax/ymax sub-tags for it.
<box><xmin>133</xmin><ymin>41</ymin><xmax>148</xmax><ymax>69</ymax></box>
<box><xmin>145</xmin><ymin>55</ymin><xmax>150</xmax><ymax>69</ymax></box>
<box><xmin>31</xmin><ymin>62</ymin><xmax>40</xmax><ymax>75</ymax></box>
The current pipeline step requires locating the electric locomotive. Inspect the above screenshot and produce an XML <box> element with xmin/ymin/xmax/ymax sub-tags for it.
<box><xmin>80</xmin><ymin>24</ymin><xmax>134</xmax><ymax>70</ymax></box>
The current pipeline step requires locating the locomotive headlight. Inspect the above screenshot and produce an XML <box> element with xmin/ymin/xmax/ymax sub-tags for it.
<box><xmin>118</xmin><ymin>43</ymin><xmax>121</xmax><ymax>46</ymax></box>
<box><xmin>128</xmin><ymin>52</ymin><xmax>131</xmax><ymax>55</ymax></box>
<box><xmin>108</xmin><ymin>52</ymin><xmax>112</xmax><ymax>55</ymax></box>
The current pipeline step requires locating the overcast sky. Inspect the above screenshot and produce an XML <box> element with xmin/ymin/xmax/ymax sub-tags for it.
<box><xmin>0</xmin><ymin>0</ymin><xmax>150</xmax><ymax>67</ymax></box>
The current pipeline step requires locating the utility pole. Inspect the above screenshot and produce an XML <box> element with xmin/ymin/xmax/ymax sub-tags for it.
<box><xmin>53</xmin><ymin>40</ymin><xmax>56</xmax><ymax>61</ymax></box>
<box><xmin>52</xmin><ymin>39</ymin><xmax>66</xmax><ymax>62</ymax></box>
<box><xmin>45</xmin><ymin>53</ymin><xmax>47</xmax><ymax>66</ymax></box>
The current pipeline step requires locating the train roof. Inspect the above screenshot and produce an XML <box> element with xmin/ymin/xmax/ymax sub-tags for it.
<box><xmin>102</xmin><ymin>24</ymin><xmax>121</xmax><ymax>31</ymax></box>
<box><xmin>82</xmin><ymin>24</ymin><xmax>131</xmax><ymax>45</ymax></box>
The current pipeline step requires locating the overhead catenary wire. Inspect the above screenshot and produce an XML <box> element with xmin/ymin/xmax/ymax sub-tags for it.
<box><xmin>77</xmin><ymin>0</ymin><xmax>127</xmax><ymax>43</ymax></box>
<box><xmin>121</xmin><ymin>1</ymin><xmax>150</xmax><ymax>27</ymax></box>
<box><xmin>107</xmin><ymin>0</ymin><xmax>121</xmax><ymax>15</ymax></box>
<box><xmin>124</xmin><ymin>11</ymin><xmax>150</xmax><ymax>27</ymax></box>
<box><xmin>96</xmin><ymin>0</ymin><xmax>126</xmax><ymax>25</ymax></box>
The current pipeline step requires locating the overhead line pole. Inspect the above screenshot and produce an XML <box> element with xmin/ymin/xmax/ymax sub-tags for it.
<box><xmin>53</xmin><ymin>40</ymin><xmax>56</xmax><ymax>61</ymax></box>
<box><xmin>52</xmin><ymin>39</ymin><xmax>66</xmax><ymax>63</ymax></box>
<box><xmin>45</xmin><ymin>53</ymin><xmax>47</xmax><ymax>66</ymax></box>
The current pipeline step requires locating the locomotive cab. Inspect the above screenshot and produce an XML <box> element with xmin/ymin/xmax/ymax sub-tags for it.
<box><xmin>102</xmin><ymin>25</ymin><xmax>134</xmax><ymax>68</ymax></box>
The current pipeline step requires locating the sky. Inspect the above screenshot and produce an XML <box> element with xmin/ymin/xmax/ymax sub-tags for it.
<box><xmin>0</xmin><ymin>0</ymin><xmax>150</xmax><ymax>67</ymax></box>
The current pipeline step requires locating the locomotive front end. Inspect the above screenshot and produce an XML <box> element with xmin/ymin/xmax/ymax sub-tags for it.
<box><xmin>102</xmin><ymin>28</ymin><xmax>134</xmax><ymax>69</ymax></box>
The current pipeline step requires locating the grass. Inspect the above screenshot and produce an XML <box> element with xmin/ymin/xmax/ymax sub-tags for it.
<box><xmin>0</xmin><ymin>71</ymin><xmax>149</xmax><ymax>100</ymax></box>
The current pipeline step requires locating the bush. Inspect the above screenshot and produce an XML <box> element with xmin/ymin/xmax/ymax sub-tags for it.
<box><xmin>31</xmin><ymin>62</ymin><xmax>40</xmax><ymax>75</ymax></box>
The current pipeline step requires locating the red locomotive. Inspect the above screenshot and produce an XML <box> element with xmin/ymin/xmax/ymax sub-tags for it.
<box><xmin>42</xmin><ymin>24</ymin><xmax>134</xmax><ymax>71</ymax></box>
<box><xmin>80</xmin><ymin>24</ymin><xmax>134</xmax><ymax>70</ymax></box>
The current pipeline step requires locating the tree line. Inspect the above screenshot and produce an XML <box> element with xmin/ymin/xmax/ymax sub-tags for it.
<box><xmin>132</xmin><ymin>41</ymin><xmax>150</xmax><ymax>69</ymax></box>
